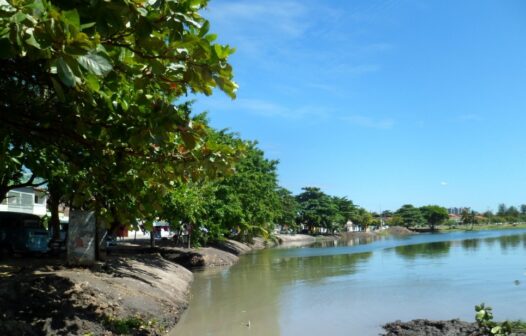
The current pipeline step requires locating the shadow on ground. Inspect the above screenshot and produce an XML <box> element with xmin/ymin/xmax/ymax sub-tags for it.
<box><xmin>0</xmin><ymin>271</ymin><xmax>105</xmax><ymax>335</ymax></box>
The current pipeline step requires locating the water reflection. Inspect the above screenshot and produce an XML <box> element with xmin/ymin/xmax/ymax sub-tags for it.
<box><xmin>173</xmin><ymin>229</ymin><xmax>526</xmax><ymax>336</ymax></box>
<box><xmin>311</xmin><ymin>235</ymin><xmax>378</xmax><ymax>248</ymax></box>
<box><xmin>173</xmin><ymin>249</ymin><xmax>373</xmax><ymax>336</ymax></box>
<box><xmin>483</xmin><ymin>233</ymin><xmax>526</xmax><ymax>250</ymax></box>
<box><xmin>393</xmin><ymin>241</ymin><xmax>451</xmax><ymax>260</ymax></box>
<box><xmin>272</xmin><ymin>252</ymin><xmax>372</xmax><ymax>283</ymax></box>
<box><xmin>461</xmin><ymin>239</ymin><xmax>480</xmax><ymax>251</ymax></box>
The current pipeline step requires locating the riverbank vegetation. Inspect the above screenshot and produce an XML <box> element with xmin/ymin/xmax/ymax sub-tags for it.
<box><xmin>1</xmin><ymin>1</ymin><xmax>525</xmax><ymax>250</ymax></box>
<box><xmin>385</xmin><ymin>203</ymin><xmax>526</xmax><ymax>233</ymax></box>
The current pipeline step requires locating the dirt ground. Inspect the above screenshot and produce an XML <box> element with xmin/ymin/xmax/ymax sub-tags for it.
<box><xmin>0</xmin><ymin>253</ymin><xmax>192</xmax><ymax>335</ymax></box>
<box><xmin>0</xmin><ymin>238</ymin><xmax>255</xmax><ymax>336</ymax></box>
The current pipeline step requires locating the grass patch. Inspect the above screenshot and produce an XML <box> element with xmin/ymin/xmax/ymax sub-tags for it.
<box><xmin>103</xmin><ymin>315</ymin><xmax>148</xmax><ymax>334</ymax></box>
<box><xmin>439</xmin><ymin>223</ymin><xmax>526</xmax><ymax>232</ymax></box>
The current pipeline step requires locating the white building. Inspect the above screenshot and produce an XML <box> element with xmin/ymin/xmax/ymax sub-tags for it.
<box><xmin>345</xmin><ymin>220</ymin><xmax>361</xmax><ymax>232</ymax></box>
<box><xmin>0</xmin><ymin>187</ymin><xmax>48</xmax><ymax>217</ymax></box>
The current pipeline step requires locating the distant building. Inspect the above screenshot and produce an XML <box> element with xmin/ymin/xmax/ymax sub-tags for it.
<box><xmin>0</xmin><ymin>187</ymin><xmax>47</xmax><ymax>217</ymax></box>
<box><xmin>447</xmin><ymin>207</ymin><xmax>470</xmax><ymax>215</ymax></box>
<box><xmin>345</xmin><ymin>220</ymin><xmax>361</xmax><ymax>232</ymax></box>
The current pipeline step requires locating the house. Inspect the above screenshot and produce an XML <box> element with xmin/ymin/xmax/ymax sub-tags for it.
<box><xmin>0</xmin><ymin>187</ymin><xmax>48</xmax><ymax>217</ymax></box>
<box><xmin>345</xmin><ymin>220</ymin><xmax>361</xmax><ymax>232</ymax></box>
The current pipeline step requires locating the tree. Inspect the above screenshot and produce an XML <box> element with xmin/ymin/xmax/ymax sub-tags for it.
<box><xmin>387</xmin><ymin>214</ymin><xmax>404</xmax><ymax>227</ymax></box>
<box><xmin>332</xmin><ymin>196</ymin><xmax>356</xmax><ymax>230</ymax></box>
<box><xmin>461</xmin><ymin>209</ymin><xmax>477</xmax><ymax>228</ymax></box>
<box><xmin>203</xmin><ymin>135</ymin><xmax>282</xmax><ymax>241</ymax></box>
<box><xmin>483</xmin><ymin>210</ymin><xmax>494</xmax><ymax>224</ymax></box>
<box><xmin>275</xmin><ymin>187</ymin><xmax>299</xmax><ymax>231</ymax></box>
<box><xmin>419</xmin><ymin>205</ymin><xmax>449</xmax><ymax>231</ymax></box>
<box><xmin>350</xmin><ymin>207</ymin><xmax>373</xmax><ymax>231</ymax></box>
<box><xmin>497</xmin><ymin>204</ymin><xmax>507</xmax><ymax>216</ymax></box>
<box><xmin>0</xmin><ymin>0</ymin><xmax>239</xmax><ymax>226</ymax></box>
<box><xmin>395</xmin><ymin>204</ymin><xmax>425</xmax><ymax>228</ymax></box>
<box><xmin>505</xmin><ymin>206</ymin><xmax>519</xmax><ymax>222</ymax></box>
<box><xmin>160</xmin><ymin>181</ymin><xmax>215</xmax><ymax>248</ymax></box>
<box><xmin>296</xmin><ymin>187</ymin><xmax>339</xmax><ymax>233</ymax></box>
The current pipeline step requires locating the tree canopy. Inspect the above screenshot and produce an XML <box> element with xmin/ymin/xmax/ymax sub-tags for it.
<box><xmin>0</xmin><ymin>0</ymin><xmax>240</xmax><ymax>225</ymax></box>
<box><xmin>419</xmin><ymin>205</ymin><xmax>449</xmax><ymax>231</ymax></box>
<box><xmin>395</xmin><ymin>204</ymin><xmax>425</xmax><ymax>228</ymax></box>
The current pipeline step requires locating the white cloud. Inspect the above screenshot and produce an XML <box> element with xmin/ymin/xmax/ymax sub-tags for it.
<box><xmin>234</xmin><ymin>98</ymin><xmax>329</xmax><ymax>119</ymax></box>
<box><xmin>199</xmin><ymin>96</ymin><xmax>330</xmax><ymax>120</ymax></box>
<box><xmin>440</xmin><ymin>181</ymin><xmax>448</xmax><ymax>186</ymax></box>
<box><xmin>341</xmin><ymin>115</ymin><xmax>394</xmax><ymax>129</ymax></box>
<box><xmin>207</xmin><ymin>1</ymin><xmax>309</xmax><ymax>38</ymax></box>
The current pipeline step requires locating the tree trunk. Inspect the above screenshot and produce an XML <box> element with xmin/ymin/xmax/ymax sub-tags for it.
<box><xmin>0</xmin><ymin>186</ymin><xmax>8</xmax><ymax>204</ymax></box>
<box><xmin>47</xmin><ymin>182</ymin><xmax>62</xmax><ymax>252</ymax></box>
<box><xmin>150</xmin><ymin>231</ymin><xmax>155</xmax><ymax>249</ymax></box>
<box><xmin>49</xmin><ymin>190</ymin><xmax>61</xmax><ymax>241</ymax></box>
<box><xmin>187</xmin><ymin>223</ymin><xmax>192</xmax><ymax>249</ymax></box>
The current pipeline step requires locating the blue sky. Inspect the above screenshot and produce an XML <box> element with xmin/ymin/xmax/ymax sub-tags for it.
<box><xmin>193</xmin><ymin>0</ymin><xmax>526</xmax><ymax>212</ymax></box>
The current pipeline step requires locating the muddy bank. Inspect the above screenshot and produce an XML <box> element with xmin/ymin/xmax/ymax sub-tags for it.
<box><xmin>384</xmin><ymin>226</ymin><xmax>415</xmax><ymax>235</ymax></box>
<box><xmin>382</xmin><ymin>319</ymin><xmax>526</xmax><ymax>336</ymax></box>
<box><xmin>0</xmin><ymin>254</ymin><xmax>192</xmax><ymax>335</ymax></box>
<box><xmin>383</xmin><ymin>319</ymin><xmax>479</xmax><ymax>336</ymax></box>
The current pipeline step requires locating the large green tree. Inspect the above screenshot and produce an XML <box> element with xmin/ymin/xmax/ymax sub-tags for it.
<box><xmin>296</xmin><ymin>187</ymin><xmax>339</xmax><ymax>233</ymax></box>
<box><xmin>202</xmin><ymin>135</ymin><xmax>282</xmax><ymax>241</ymax></box>
<box><xmin>350</xmin><ymin>207</ymin><xmax>373</xmax><ymax>231</ymax></box>
<box><xmin>419</xmin><ymin>205</ymin><xmax>449</xmax><ymax>231</ymax></box>
<box><xmin>461</xmin><ymin>209</ymin><xmax>477</xmax><ymax>228</ymax></box>
<box><xmin>0</xmin><ymin>0</ymin><xmax>239</xmax><ymax>225</ymax></box>
<box><xmin>275</xmin><ymin>187</ymin><xmax>299</xmax><ymax>231</ymax></box>
<box><xmin>395</xmin><ymin>204</ymin><xmax>425</xmax><ymax>228</ymax></box>
<box><xmin>332</xmin><ymin>196</ymin><xmax>356</xmax><ymax>228</ymax></box>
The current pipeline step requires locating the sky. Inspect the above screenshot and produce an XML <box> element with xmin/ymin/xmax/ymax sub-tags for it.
<box><xmin>192</xmin><ymin>0</ymin><xmax>526</xmax><ymax>212</ymax></box>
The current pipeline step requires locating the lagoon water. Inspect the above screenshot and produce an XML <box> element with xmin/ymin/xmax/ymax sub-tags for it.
<box><xmin>171</xmin><ymin>229</ymin><xmax>526</xmax><ymax>336</ymax></box>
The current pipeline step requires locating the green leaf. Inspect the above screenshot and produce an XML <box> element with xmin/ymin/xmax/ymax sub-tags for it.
<box><xmin>80</xmin><ymin>22</ymin><xmax>96</xmax><ymax>30</ymax></box>
<box><xmin>190</xmin><ymin>0</ymin><xmax>204</xmax><ymax>10</ymax></box>
<box><xmin>63</xmin><ymin>9</ymin><xmax>80</xmax><ymax>27</ymax></box>
<box><xmin>25</xmin><ymin>31</ymin><xmax>41</xmax><ymax>49</ymax></box>
<box><xmin>56</xmin><ymin>57</ymin><xmax>76</xmax><ymax>87</ymax></box>
<box><xmin>137</xmin><ymin>7</ymin><xmax>148</xmax><ymax>17</ymax></box>
<box><xmin>76</xmin><ymin>52</ymin><xmax>112</xmax><ymax>76</ymax></box>
<box><xmin>85</xmin><ymin>73</ymin><xmax>100</xmax><ymax>91</ymax></box>
<box><xmin>213</xmin><ymin>44</ymin><xmax>224</xmax><ymax>58</ymax></box>
<box><xmin>198</xmin><ymin>20</ymin><xmax>209</xmax><ymax>37</ymax></box>
<box><xmin>181</xmin><ymin>132</ymin><xmax>197</xmax><ymax>150</ymax></box>
<box><xmin>51</xmin><ymin>77</ymin><xmax>65</xmax><ymax>101</ymax></box>
<box><xmin>491</xmin><ymin>326</ymin><xmax>502</xmax><ymax>334</ymax></box>
<box><xmin>12</xmin><ymin>12</ymin><xmax>27</xmax><ymax>24</ymax></box>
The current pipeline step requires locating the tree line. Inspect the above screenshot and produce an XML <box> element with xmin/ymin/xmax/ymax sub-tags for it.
<box><xmin>0</xmin><ymin>0</ymin><xmax>378</xmax><ymax>247</ymax></box>
<box><xmin>1</xmin><ymin>1</ymin><xmax>524</xmax><ymax>248</ymax></box>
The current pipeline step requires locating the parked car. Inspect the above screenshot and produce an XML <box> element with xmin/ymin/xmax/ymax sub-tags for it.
<box><xmin>48</xmin><ymin>220</ymin><xmax>69</xmax><ymax>253</ymax></box>
<box><xmin>153</xmin><ymin>221</ymin><xmax>174</xmax><ymax>240</ymax></box>
<box><xmin>0</xmin><ymin>212</ymin><xmax>49</xmax><ymax>255</ymax></box>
